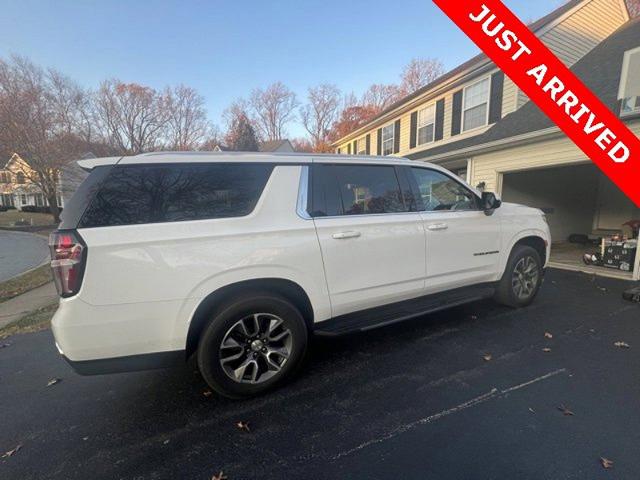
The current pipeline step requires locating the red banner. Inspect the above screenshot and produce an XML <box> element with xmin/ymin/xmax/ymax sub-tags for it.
<box><xmin>433</xmin><ymin>0</ymin><xmax>640</xmax><ymax>207</ymax></box>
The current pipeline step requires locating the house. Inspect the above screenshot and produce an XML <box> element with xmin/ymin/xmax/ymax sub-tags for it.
<box><xmin>0</xmin><ymin>154</ymin><xmax>63</xmax><ymax>210</ymax></box>
<box><xmin>213</xmin><ymin>139</ymin><xmax>295</xmax><ymax>153</ymax></box>
<box><xmin>332</xmin><ymin>0</ymin><xmax>640</xmax><ymax>279</ymax></box>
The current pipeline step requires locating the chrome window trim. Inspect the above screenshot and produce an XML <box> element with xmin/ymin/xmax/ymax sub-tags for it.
<box><xmin>296</xmin><ymin>165</ymin><xmax>312</xmax><ymax>220</ymax></box>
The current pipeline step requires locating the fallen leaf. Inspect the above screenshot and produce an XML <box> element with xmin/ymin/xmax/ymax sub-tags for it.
<box><xmin>236</xmin><ymin>421</ymin><xmax>251</xmax><ymax>433</ymax></box>
<box><xmin>83</xmin><ymin>437</ymin><xmax>89</xmax><ymax>441</ymax></box>
<box><xmin>600</xmin><ymin>457</ymin><xmax>614</xmax><ymax>469</ymax></box>
<box><xmin>2</xmin><ymin>444</ymin><xmax>22</xmax><ymax>458</ymax></box>
<box><xmin>470</xmin><ymin>315</ymin><xmax>478</xmax><ymax>320</ymax></box>
<box><xmin>542</xmin><ymin>347</ymin><xmax>551</xmax><ymax>353</ymax></box>
<box><xmin>163</xmin><ymin>439</ymin><xmax>170</xmax><ymax>445</ymax></box>
<box><xmin>212</xmin><ymin>471</ymin><xmax>228</xmax><ymax>480</ymax></box>
<box><xmin>614</xmin><ymin>341</ymin><xmax>630</xmax><ymax>349</ymax></box>
<box><xmin>0</xmin><ymin>343</ymin><xmax>11</xmax><ymax>349</ymax></box>
<box><xmin>528</xmin><ymin>407</ymin><xmax>535</xmax><ymax>413</ymax></box>
<box><xmin>47</xmin><ymin>378</ymin><xmax>61</xmax><ymax>387</ymax></box>
<box><xmin>203</xmin><ymin>390</ymin><xmax>213</xmax><ymax>397</ymax></box>
<box><xmin>544</xmin><ymin>332</ymin><xmax>553</xmax><ymax>339</ymax></box>
<box><xmin>483</xmin><ymin>354</ymin><xmax>492</xmax><ymax>362</ymax></box>
<box><xmin>557</xmin><ymin>404</ymin><xmax>574</xmax><ymax>416</ymax></box>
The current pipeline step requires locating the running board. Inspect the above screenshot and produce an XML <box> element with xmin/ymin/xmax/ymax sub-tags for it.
<box><xmin>313</xmin><ymin>283</ymin><xmax>496</xmax><ymax>336</ymax></box>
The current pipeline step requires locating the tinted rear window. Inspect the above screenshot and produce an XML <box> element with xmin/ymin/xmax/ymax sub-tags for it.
<box><xmin>79</xmin><ymin>163</ymin><xmax>273</xmax><ymax>228</ymax></box>
<box><xmin>310</xmin><ymin>164</ymin><xmax>408</xmax><ymax>217</ymax></box>
<box><xmin>59</xmin><ymin>165</ymin><xmax>114</xmax><ymax>230</ymax></box>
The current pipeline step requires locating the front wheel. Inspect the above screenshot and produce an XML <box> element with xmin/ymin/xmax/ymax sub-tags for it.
<box><xmin>494</xmin><ymin>245</ymin><xmax>543</xmax><ymax>308</ymax></box>
<box><xmin>197</xmin><ymin>293</ymin><xmax>308</xmax><ymax>399</ymax></box>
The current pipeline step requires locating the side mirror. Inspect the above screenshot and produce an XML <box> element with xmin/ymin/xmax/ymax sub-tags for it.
<box><xmin>481</xmin><ymin>191</ymin><xmax>501</xmax><ymax>214</ymax></box>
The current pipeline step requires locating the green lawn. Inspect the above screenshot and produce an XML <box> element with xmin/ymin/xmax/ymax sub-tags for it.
<box><xmin>0</xmin><ymin>264</ymin><xmax>52</xmax><ymax>303</ymax></box>
<box><xmin>0</xmin><ymin>302</ymin><xmax>57</xmax><ymax>338</ymax></box>
<box><xmin>0</xmin><ymin>210</ymin><xmax>56</xmax><ymax>227</ymax></box>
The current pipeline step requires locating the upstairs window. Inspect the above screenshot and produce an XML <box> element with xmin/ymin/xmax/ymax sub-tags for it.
<box><xmin>0</xmin><ymin>172</ymin><xmax>9</xmax><ymax>183</ymax></box>
<box><xmin>16</xmin><ymin>172</ymin><xmax>26</xmax><ymax>184</ymax></box>
<box><xmin>381</xmin><ymin>124</ymin><xmax>394</xmax><ymax>156</ymax></box>
<box><xmin>357</xmin><ymin>137</ymin><xmax>367</xmax><ymax>155</ymax></box>
<box><xmin>619</xmin><ymin>46</ymin><xmax>640</xmax><ymax>116</ymax></box>
<box><xmin>417</xmin><ymin>104</ymin><xmax>436</xmax><ymax>145</ymax></box>
<box><xmin>462</xmin><ymin>77</ymin><xmax>490</xmax><ymax>132</ymax></box>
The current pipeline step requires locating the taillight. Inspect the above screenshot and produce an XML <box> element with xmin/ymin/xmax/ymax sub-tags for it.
<box><xmin>49</xmin><ymin>230</ymin><xmax>86</xmax><ymax>297</ymax></box>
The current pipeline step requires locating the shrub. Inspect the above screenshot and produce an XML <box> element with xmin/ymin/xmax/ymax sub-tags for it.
<box><xmin>19</xmin><ymin>206</ymin><xmax>62</xmax><ymax>214</ymax></box>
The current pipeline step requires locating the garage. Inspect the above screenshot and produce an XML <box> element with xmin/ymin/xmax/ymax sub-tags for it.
<box><xmin>500</xmin><ymin>163</ymin><xmax>640</xmax><ymax>279</ymax></box>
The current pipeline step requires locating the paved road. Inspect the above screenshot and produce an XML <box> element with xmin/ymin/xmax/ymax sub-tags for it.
<box><xmin>0</xmin><ymin>231</ymin><xmax>49</xmax><ymax>281</ymax></box>
<box><xmin>1</xmin><ymin>269</ymin><xmax>639</xmax><ymax>480</ymax></box>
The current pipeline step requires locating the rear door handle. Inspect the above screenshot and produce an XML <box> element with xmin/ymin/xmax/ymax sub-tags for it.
<box><xmin>332</xmin><ymin>231</ymin><xmax>361</xmax><ymax>239</ymax></box>
<box><xmin>427</xmin><ymin>223</ymin><xmax>448</xmax><ymax>231</ymax></box>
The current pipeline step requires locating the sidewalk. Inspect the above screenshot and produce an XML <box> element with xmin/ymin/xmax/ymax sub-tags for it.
<box><xmin>0</xmin><ymin>282</ymin><xmax>57</xmax><ymax>328</ymax></box>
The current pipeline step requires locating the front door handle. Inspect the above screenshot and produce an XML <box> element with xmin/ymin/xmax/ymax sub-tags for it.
<box><xmin>332</xmin><ymin>231</ymin><xmax>361</xmax><ymax>239</ymax></box>
<box><xmin>427</xmin><ymin>223</ymin><xmax>448</xmax><ymax>231</ymax></box>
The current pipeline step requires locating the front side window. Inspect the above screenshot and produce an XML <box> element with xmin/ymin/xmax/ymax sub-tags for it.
<box><xmin>80</xmin><ymin>163</ymin><xmax>273</xmax><ymax>228</ymax></box>
<box><xmin>462</xmin><ymin>77</ymin><xmax>490</xmax><ymax>132</ymax></box>
<box><xmin>411</xmin><ymin>168</ymin><xmax>478</xmax><ymax>211</ymax></box>
<box><xmin>357</xmin><ymin>137</ymin><xmax>367</xmax><ymax>155</ymax></box>
<box><xmin>619</xmin><ymin>46</ymin><xmax>640</xmax><ymax>116</ymax></box>
<box><xmin>417</xmin><ymin>104</ymin><xmax>436</xmax><ymax>145</ymax></box>
<box><xmin>381</xmin><ymin>124</ymin><xmax>394</xmax><ymax>156</ymax></box>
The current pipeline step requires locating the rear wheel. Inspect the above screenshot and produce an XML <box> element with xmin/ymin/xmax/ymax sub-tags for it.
<box><xmin>494</xmin><ymin>245</ymin><xmax>543</xmax><ymax>308</ymax></box>
<box><xmin>197</xmin><ymin>293</ymin><xmax>308</xmax><ymax>399</ymax></box>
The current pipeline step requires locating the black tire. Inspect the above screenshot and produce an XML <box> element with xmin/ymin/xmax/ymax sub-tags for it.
<box><xmin>197</xmin><ymin>292</ymin><xmax>308</xmax><ymax>399</ymax></box>
<box><xmin>494</xmin><ymin>245</ymin><xmax>543</xmax><ymax>308</ymax></box>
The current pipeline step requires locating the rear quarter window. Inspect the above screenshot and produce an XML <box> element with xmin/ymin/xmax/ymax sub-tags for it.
<box><xmin>79</xmin><ymin>163</ymin><xmax>274</xmax><ymax>228</ymax></box>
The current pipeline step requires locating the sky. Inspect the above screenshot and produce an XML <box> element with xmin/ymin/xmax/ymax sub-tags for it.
<box><xmin>0</xmin><ymin>0</ymin><xmax>566</xmax><ymax>138</ymax></box>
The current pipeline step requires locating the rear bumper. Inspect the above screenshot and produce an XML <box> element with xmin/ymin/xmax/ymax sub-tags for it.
<box><xmin>62</xmin><ymin>350</ymin><xmax>184</xmax><ymax>375</ymax></box>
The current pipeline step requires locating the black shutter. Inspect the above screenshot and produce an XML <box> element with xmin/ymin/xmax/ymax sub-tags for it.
<box><xmin>451</xmin><ymin>90</ymin><xmax>463</xmax><ymax>136</ymax></box>
<box><xmin>409</xmin><ymin>111</ymin><xmax>418</xmax><ymax>149</ymax></box>
<box><xmin>352</xmin><ymin>140</ymin><xmax>357</xmax><ymax>154</ymax></box>
<box><xmin>488</xmin><ymin>72</ymin><xmax>504</xmax><ymax>124</ymax></box>
<box><xmin>365</xmin><ymin>134</ymin><xmax>371</xmax><ymax>154</ymax></box>
<box><xmin>393</xmin><ymin>119</ymin><xmax>401</xmax><ymax>154</ymax></box>
<box><xmin>377</xmin><ymin>128</ymin><xmax>382</xmax><ymax>155</ymax></box>
<box><xmin>347</xmin><ymin>143</ymin><xmax>351</xmax><ymax>155</ymax></box>
<box><xmin>434</xmin><ymin>99</ymin><xmax>445</xmax><ymax>141</ymax></box>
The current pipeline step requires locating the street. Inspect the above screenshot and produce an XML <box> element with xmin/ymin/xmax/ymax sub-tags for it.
<box><xmin>0</xmin><ymin>231</ymin><xmax>49</xmax><ymax>282</ymax></box>
<box><xmin>1</xmin><ymin>268</ymin><xmax>639</xmax><ymax>480</ymax></box>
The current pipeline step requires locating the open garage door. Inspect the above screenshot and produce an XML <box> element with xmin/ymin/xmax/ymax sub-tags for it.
<box><xmin>500</xmin><ymin>163</ymin><xmax>640</xmax><ymax>280</ymax></box>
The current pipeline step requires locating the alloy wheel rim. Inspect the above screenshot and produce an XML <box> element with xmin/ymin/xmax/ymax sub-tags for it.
<box><xmin>219</xmin><ymin>313</ymin><xmax>292</xmax><ymax>384</ymax></box>
<box><xmin>512</xmin><ymin>256</ymin><xmax>539</xmax><ymax>300</ymax></box>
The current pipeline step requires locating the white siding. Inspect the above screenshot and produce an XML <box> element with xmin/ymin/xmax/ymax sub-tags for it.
<box><xmin>470</xmin><ymin>120</ymin><xmax>640</xmax><ymax>193</ymax></box>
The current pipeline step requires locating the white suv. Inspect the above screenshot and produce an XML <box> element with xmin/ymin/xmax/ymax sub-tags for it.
<box><xmin>50</xmin><ymin>152</ymin><xmax>550</xmax><ymax>398</ymax></box>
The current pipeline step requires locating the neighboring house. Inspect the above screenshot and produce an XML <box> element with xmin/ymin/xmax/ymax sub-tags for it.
<box><xmin>333</xmin><ymin>0</ymin><xmax>639</xmax><ymax>279</ymax></box>
<box><xmin>0</xmin><ymin>154</ymin><xmax>63</xmax><ymax>210</ymax></box>
<box><xmin>213</xmin><ymin>139</ymin><xmax>295</xmax><ymax>153</ymax></box>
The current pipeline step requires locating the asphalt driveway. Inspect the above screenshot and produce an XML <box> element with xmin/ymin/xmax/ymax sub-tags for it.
<box><xmin>1</xmin><ymin>269</ymin><xmax>639</xmax><ymax>480</ymax></box>
<box><xmin>0</xmin><ymin>231</ymin><xmax>49</xmax><ymax>281</ymax></box>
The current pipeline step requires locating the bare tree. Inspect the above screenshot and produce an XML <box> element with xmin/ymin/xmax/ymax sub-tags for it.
<box><xmin>162</xmin><ymin>85</ymin><xmax>211</xmax><ymax>150</ymax></box>
<box><xmin>627</xmin><ymin>0</ymin><xmax>640</xmax><ymax>16</ymax></box>
<box><xmin>0</xmin><ymin>56</ymin><xmax>91</xmax><ymax>222</ymax></box>
<box><xmin>95</xmin><ymin>79</ymin><xmax>167</xmax><ymax>154</ymax></box>
<box><xmin>290</xmin><ymin>137</ymin><xmax>314</xmax><ymax>153</ymax></box>
<box><xmin>361</xmin><ymin>83</ymin><xmax>402</xmax><ymax>113</ymax></box>
<box><xmin>199</xmin><ymin>124</ymin><xmax>224</xmax><ymax>151</ymax></box>
<box><xmin>300</xmin><ymin>84</ymin><xmax>341</xmax><ymax>152</ymax></box>
<box><xmin>250</xmin><ymin>82</ymin><xmax>298</xmax><ymax>141</ymax></box>
<box><xmin>400</xmin><ymin>58</ymin><xmax>445</xmax><ymax>95</ymax></box>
